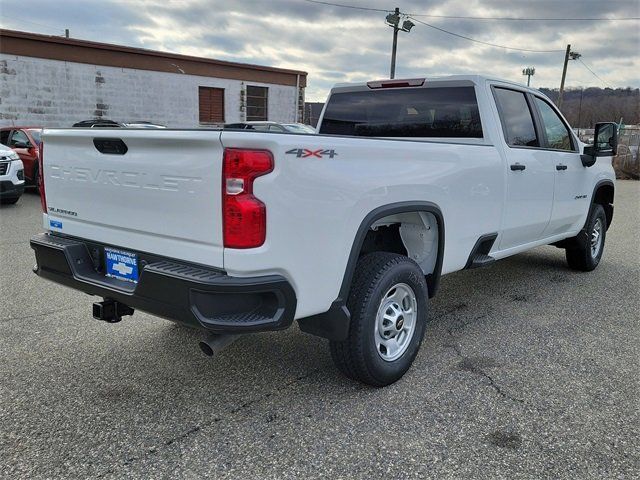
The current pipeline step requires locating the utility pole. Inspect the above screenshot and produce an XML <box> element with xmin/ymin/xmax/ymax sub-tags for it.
<box><xmin>386</xmin><ymin>8</ymin><xmax>414</xmax><ymax>79</ymax></box>
<box><xmin>390</xmin><ymin>8</ymin><xmax>399</xmax><ymax>79</ymax></box>
<box><xmin>522</xmin><ymin>67</ymin><xmax>535</xmax><ymax>87</ymax></box>
<box><xmin>558</xmin><ymin>44</ymin><xmax>581</xmax><ymax>110</ymax></box>
<box><xmin>65</xmin><ymin>29</ymin><xmax>69</xmax><ymax>38</ymax></box>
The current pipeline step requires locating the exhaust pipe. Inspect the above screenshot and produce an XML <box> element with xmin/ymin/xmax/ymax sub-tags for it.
<box><xmin>199</xmin><ymin>334</ymin><xmax>240</xmax><ymax>357</ymax></box>
<box><xmin>93</xmin><ymin>299</ymin><xmax>134</xmax><ymax>323</ymax></box>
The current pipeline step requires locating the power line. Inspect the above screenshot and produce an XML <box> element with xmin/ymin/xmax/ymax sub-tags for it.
<box><xmin>577</xmin><ymin>58</ymin><xmax>613</xmax><ymax>88</ymax></box>
<box><xmin>301</xmin><ymin>0</ymin><xmax>390</xmax><ymax>13</ymax></box>
<box><xmin>300</xmin><ymin>0</ymin><xmax>639</xmax><ymax>21</ymax></box>
<box><xmin>407</xmin><ymin>12</ymin><xmax>640</xmax><ymax>21</ymax></box>
<box><xmin>408</xmin><ymin>16</ymin><xmax>565</xmax><ymax>53</ymax></box>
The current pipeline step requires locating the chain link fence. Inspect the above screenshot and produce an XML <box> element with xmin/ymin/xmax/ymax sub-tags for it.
<box><xmin>613</xmin><ymin>127</ymin><xmax>640</xmax><ymax>179</ymax></box>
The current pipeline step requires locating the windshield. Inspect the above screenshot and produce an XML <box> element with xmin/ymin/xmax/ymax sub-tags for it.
<box><xmin>28</xmin><ymin>129</ymin><xmax>42</xmax><ymax>145</ymax></box>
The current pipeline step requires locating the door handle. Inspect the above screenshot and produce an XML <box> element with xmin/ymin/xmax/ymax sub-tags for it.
<box><xmin>510</xmin><ymin>163</ymin><xmax>526</xmax><ymax>171</ymax></box>
<box><xmin>556</xmin><ymin>164</ymin><xmax>568</xmax><ymax>171</ymax></box>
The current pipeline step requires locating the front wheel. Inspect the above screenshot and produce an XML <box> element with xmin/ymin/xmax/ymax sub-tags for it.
<box><xmin>329</xmin><ymin>252</ymin><xmax>428</xmax><ymax>387</ymax></box>
<box><xmin>566</xmin><ymin>203</ymin><xmax>607</xmax><ymax>271</ymax></box>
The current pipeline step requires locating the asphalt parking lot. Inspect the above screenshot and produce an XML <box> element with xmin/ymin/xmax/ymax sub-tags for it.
<box><xmin>1</xmin><ymin>182</ymin><xmax>639</xmax><ymax>479</ymax></box>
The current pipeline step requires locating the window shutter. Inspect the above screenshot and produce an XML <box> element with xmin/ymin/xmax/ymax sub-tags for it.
<box><xmin>199</xmin><ymin>87</ymin><xmax>225</xmax><ymax>123</ymax></box>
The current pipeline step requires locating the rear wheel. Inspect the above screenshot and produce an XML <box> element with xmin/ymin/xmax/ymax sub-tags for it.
<box><xmin>0</xmin><ymin>196</ymin><xmax>20</xmax><ymax>205</ymax></box>
<box><xmin>566</xmin><ymin>203</ymin><xmax>607</xmax><ymax>271</ymax></box>
<box><xmin>329</xmin><ymin>252</ymin><xmax>428</xmax><ymax>387</ymax></box>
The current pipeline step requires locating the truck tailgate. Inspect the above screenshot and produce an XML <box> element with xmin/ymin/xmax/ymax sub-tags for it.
<box><xmin>42</xmin><ymin>129</ymin><xmax>224</xmax><ymax>267</ymax></box>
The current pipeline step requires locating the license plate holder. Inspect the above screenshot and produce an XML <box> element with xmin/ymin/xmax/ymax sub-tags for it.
<box><xmin>104</xmin><ymin>247</ymin><xmax>139</xmax><ymax>283</ymax></box>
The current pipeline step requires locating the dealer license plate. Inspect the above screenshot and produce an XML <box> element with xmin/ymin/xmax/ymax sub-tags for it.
<box><xmin>104</xmin><ymin>247</ymin><xmax>139</xmax><ymax>283</ymax></box>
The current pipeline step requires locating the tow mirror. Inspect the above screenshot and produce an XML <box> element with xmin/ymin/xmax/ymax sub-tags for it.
<box><xmin>581</xmin><ymin>122</ymin><xmax>618</xmax><ymax>167</ymax></box>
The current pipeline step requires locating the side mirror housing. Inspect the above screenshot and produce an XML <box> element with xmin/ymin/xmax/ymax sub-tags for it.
<box><xmin>581</xmin><ymin>122</ymin><xmax>618</xmax><ymax>167</ymax></box>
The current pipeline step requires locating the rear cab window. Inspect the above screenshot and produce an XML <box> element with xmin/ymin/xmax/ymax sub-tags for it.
<box><xmin>319</xmin><ymin>86</ymin><xmax>483</xmax><ymax>138</ymax></box>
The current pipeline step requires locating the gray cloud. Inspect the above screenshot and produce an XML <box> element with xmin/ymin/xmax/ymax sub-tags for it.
<box><xmin>1</xmin><ymin>0</ymin><xmax>638</xmax><ymax>100</ymax></box>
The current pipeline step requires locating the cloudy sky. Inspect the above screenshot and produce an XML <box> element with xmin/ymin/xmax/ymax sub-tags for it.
<box><xmin>1</xmin><ymin>0</ymin><xmax>638</xmax><ymax>100</ymax></box>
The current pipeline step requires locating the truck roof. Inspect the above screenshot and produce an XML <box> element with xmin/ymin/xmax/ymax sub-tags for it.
<box><xmin>330</xmin><ymin>75</ymin><xmax>540</xmax><ymax>94</ymax></box>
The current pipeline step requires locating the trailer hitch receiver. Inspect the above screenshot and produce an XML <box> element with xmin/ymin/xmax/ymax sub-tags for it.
<box><xmin>93</xmin><ymin>299</ymin><xmax>134</xmax><ymax>323</ymax></box>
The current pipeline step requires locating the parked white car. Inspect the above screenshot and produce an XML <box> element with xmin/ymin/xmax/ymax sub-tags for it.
<box><xmin>0</xmin><ymin>143</ymin><xmax>25</xmax><ymax>205</ymax></box>
<box><xmin>31</xmin><ymin>75</ymin><xmax>616</xmax><ymax>386</ymax></box>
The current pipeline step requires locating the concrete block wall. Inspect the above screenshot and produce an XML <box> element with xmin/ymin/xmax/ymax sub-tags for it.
<box><xmin>0</xmin><ymin>54</ymin><xmax>299</xmax><ymax>128</ymax></box>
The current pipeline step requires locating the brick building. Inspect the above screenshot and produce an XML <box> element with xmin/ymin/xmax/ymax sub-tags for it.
<box><xmin>0</xmin><ymin>29</ymin><xmax>307</xmax><ymax>128</ymax></box>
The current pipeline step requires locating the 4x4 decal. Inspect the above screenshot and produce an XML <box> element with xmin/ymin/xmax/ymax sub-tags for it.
<box><xmin>285</xmin><ymin>148</ymin><xmax>338</xmax><ymax>159</ymax></box>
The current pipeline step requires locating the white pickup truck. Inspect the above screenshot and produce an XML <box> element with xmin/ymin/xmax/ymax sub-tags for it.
<box><xmin>31</xmin><ymin>75</ymin><xmax>617</xmax><ymax>386</ymax></box>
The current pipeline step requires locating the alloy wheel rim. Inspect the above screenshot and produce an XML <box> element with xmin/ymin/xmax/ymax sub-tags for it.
<box><xmin>591</xmin><ymin>217</ymin><xmax>603</xmax><ymax>258</ymax></box>
<box><xmin>374</xmin><ymin>283</ymin><xmax>418</xmax><ymax>362</ymax></box>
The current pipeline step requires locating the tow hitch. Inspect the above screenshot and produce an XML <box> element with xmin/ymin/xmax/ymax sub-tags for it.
<box><xmin>93</xmin><ymin>299</ymin><xmax>134</xmax><ymax>323</ymax></box>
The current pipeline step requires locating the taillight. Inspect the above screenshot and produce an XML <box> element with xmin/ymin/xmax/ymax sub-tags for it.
<box><xmin>222</xmin><ymin>148</ymin><xmax>273</xmax><ymax>248</ymax></box>
<box><xmin>38</xmin><ymin>141</ymin><xmax>46</xmax><ymax>213</ymax></box>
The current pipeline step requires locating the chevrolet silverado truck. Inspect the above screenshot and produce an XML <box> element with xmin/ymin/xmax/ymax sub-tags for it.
<box><xmin>30</xmin><ymin>75</ymin><xmax>617</xmax><ymax>386</ymax></box>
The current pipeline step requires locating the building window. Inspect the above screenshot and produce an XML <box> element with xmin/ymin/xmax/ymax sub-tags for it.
<box><xmin>246</xmin><ymin>85</ymin><xmax>268</xmax><ymax>121</ymax></box>
<box><xmin>199</xmin><ymin>87</ymin><xmax>225</xmax><ymax>124</ymax></box>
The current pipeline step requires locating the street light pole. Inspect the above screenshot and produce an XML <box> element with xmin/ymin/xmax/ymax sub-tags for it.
<box><xmin>522</xmin><ymin>67</ymin><xmax>535</xmax><ymax>87</ymax></box>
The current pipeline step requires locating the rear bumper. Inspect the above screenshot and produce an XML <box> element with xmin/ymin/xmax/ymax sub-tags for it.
<box><xmin>30</xmin><ymin>233</ymin><xmax>296</xmax><ymax>333</ymax></box>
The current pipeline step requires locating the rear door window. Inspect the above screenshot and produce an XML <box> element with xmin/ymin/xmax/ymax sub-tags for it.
<box><xmin>493</xmin><ymin>88</ymin><xmax>539</xmax><ymax>147</ymax></box>
<box><xmin>319</xmin><ymin>86</ymin><xmax>483</xmax><ymax>138</ymax></box>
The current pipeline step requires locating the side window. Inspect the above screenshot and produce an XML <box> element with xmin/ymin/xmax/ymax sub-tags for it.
<box><xmin>493</xmin><ymin>88</ymin><xmax>539</xmax><ymax>147</ymax></box>
<box><xmin>534</xmin><ymin>97</ymin><xmax>574</xmax><ymax>151</ymax></box>
<box><xmin>10</xmin><ymin>130</ymin><xmax>29</xmax><ymax>147</ymax></box>
<box><xmin>0</xmin><ymin>130</ymin><xmax>10</xmax><ymax>146</ymax></box>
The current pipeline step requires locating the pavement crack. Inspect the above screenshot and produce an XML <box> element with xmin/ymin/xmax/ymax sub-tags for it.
<box><xmin>97</xmin><ymin>366</ymin><xmax>325</xmax><ymax>476</ymax></box>
<box><xmin>483</xmin><ymin>372</ymin><xmax>525</xmax><ymax>403</ymax></box>
<box><xmin>444</xmin><ymin>314</ymin><xmax>524</xmax><ymax>405</ymax></box>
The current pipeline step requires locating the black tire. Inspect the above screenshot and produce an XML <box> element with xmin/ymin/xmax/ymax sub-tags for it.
<box><xmin>329</xmin><ymin>252</ymin><xmax>428</xmax><ymax>387</ymax></box>
<box><xmin>566</xmin><ymin>203</ymin><xmax>607</xmax><ymax>271</ymax></box>
<box><xmin>0</xmin><ymin>196</ymin><xmax>20</xmax><ymax>205</ymax></box>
